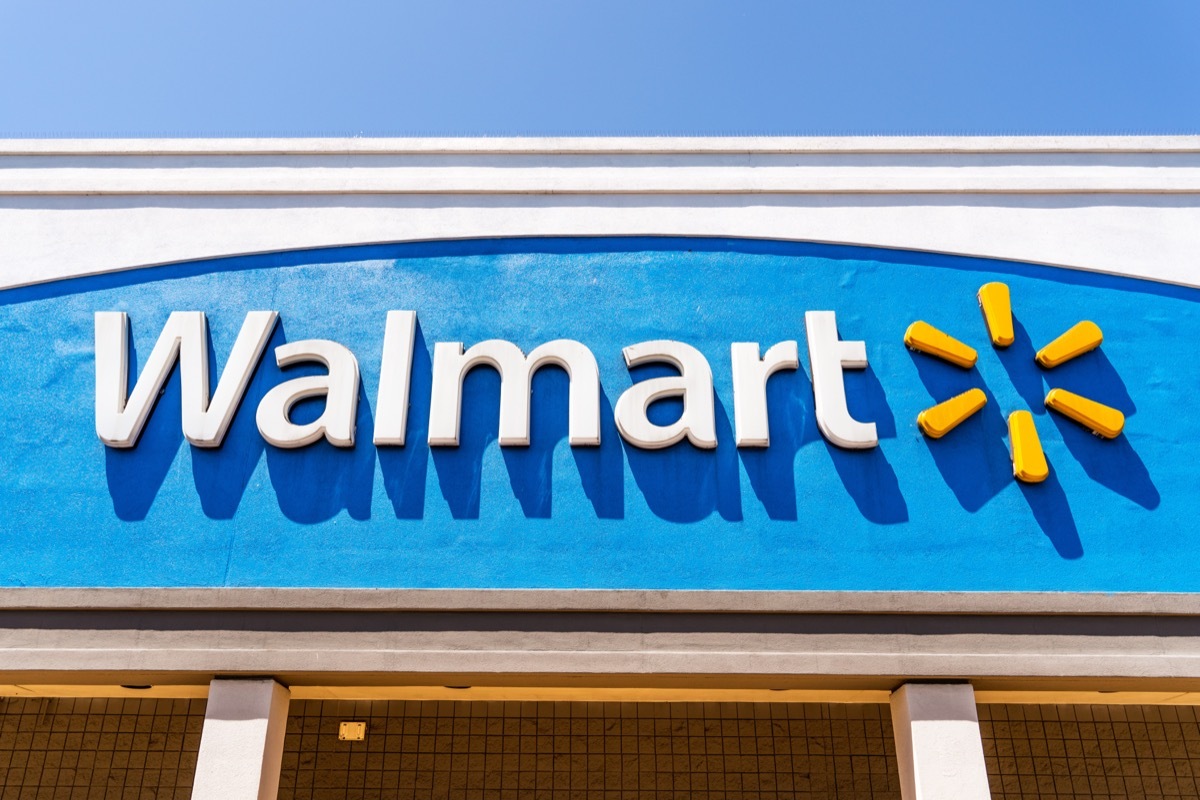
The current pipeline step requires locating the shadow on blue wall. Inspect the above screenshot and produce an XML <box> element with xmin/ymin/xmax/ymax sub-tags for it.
<box><xmin>426</xmin><ymin>357</ymin><xmax>619</xmax><ymax>520</ymax></box>
<box><xmin>191</xmin><ymin>325</ymin><xmax>274</xmax><ymax>519</ymax></box>
<box><xmin>104</xmin><ymin>326</ymin><xmax>935</xmax><ymax>529</ymax></box>
<box><xmin>997</xmin><ymin>316</ymin><xmax>1048</xmax><ymax>414</ymax></box>
<box><xmin>908</xmin><ymin>347</ymin><xmax>1086</xmax><ymax>558</ymax></box>
<box><xmin>429</xmin><ymin>365</ymin><xmax>500</xmax><ymax>519</ymax></box>
<box><xmin>377</xmin><ymin>322</ymin><xmax>433</xmax><ymax>519</ymax></box>
<box><xmin>572</xmin><ymin>388</ymin><xmax>624</xmax><ymax>520</ymax></box>
<box><xmin>105</xmin><ymin>334</ymin><xmax>184</xmax><ymax>521</ymax></box>
<box><xmin>261</xmin><ymin>381</ymin><xmax>376</xmax><ymax>523</ymax></box>
<box><xmin>91</xmin><ymin>236</ymin><xmax>1170</xmax><ymax>535</ymax></box>
<box><xmin>910</xmin><ymin>352</ymin><xmax>1011</xmax><ymax>513</ymax></box>
<box><xmin>827</xmin><ymin>365</ymin><xmax>908</xmax><ymax>524</ymax></box>
<box><xmin>498</xmin><ymin>370</ymin><xmax>628</xmax><ymax>520</ymax></box>
<box><xmin>261</xmin><ymin>320</ymin><xmax>376</xmax><ymax>523</ymax></box>
<box><xmin>1019</xmin><ymin>472</ymin><xmax>1082</xmax><ymax>559</ymax></box>
<box><xmin>1044</xmin><ymin>349</ymin><xmax>1159</xmax><ymax>510</ymax></box>
<box><xmin>620</xmin><ymin>384</ymin><xmax>743</xmax><ymax>524</ymax></box>
<box><xmin>738</xmin><ymin>366</ymin><xmax>818</xmax><ymax>521</ymax></box>
<box><xmin>501</xmin><ymin>367</ymin><xmax>569</xmax><ymax>519</ymax></box>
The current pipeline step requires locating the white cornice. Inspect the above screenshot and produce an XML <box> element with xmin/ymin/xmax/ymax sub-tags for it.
<box><xmin>1</xmin><ymin>136</ymin><xmax>1198</xmax><ymax>291</ymax></box>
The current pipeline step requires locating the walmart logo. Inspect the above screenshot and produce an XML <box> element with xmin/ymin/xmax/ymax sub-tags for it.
<box><xmin>905</xmin><ymin>282</ymin><xmax>1125</xmax><ymax>483</ymax></box>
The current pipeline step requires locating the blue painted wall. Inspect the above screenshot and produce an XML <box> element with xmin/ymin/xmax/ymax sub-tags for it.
<box><xmin>0</xmin><ymin>238</ymin><xmax>1194</xmax><ymax>590</ymax></box>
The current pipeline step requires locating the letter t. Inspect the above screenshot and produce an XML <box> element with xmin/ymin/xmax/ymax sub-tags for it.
<box><xmin>804</xmin><ymin>311</ymin><xmax>878</xmax><ymax>449</ymax></box>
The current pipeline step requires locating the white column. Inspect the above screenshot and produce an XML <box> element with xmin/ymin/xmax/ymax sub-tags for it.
<box><xmin>890</xmin><ymin>683</ymin><xmax>991</xmax><ymax>800</ymax></box>
<box><xmin>192</xmin><ymin>678</ymin><xmax>291</xmax><ymax>800</ymax></box>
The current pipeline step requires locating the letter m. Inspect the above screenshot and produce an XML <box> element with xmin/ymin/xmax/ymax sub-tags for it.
<box><xmin>428</xmin><ymin>339</ymin><xmax>600</xmax><ymax>447</ymax></box>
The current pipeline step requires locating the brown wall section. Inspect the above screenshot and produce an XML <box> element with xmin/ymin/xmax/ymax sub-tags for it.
<box><xmin>280</xmin><ymin>700</ymin><xmax>900</xmax><ymax>800</ymax></box>
<box><xmin>7</xmin><ymin>696</ymin><xmax>1200</xmax><ymax>799</ymax></box>
<box><xmin>980</xmin><ymin>704</ymin><xmax>1200</xmax><ymax>799</ymax></box>
<box><xmin>0</xmin><ymin>697</ymin><xmax>205</xmax><ymax>799</ymax></box>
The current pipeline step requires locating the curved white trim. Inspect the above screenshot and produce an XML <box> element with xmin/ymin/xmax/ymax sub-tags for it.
<box><xmin>3</xmin><ymin>196</ymin><xmax>1198</xmax><ymax>291</ymax></box>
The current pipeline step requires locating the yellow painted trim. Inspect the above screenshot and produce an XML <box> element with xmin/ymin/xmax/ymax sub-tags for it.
<box><xmin>975</xmin><ymin>691</ymin><xmax>1200</xmax><ymax>706</ymax></box>
<box><xmin>917</xmin><ymin>388</ymin><xmax>987</xmax><ymax>439</ymax></box>
<box><xmin>288</xmin><ymin>686</ymin><xmax>893</xmax><ymax>703</ymax></box>
<box><xmin>1045</xmin><ymin>388</ymin><xmax>1125</xmax><ymax>439</ymax></box>
<box><xmin>1008</xmin><ymin>410</ymin><xmax>1049</xmax><ymax>483</ymax></box>
<box><xmin>903</xmin><ymin>320</ymin><xmax>978</xmax><ymax>368</ymax></box>
<box><xmin>9</xmin><ymin>684</ymin><xmax>1200</xmax><ymax>707</ymax></box>
<box><xmin>1036</xmin><ymin>320</ymin><xmax>1104</xmax><ymax>368</ymax></box>
<box><xmin>0</xmin><ymin>684</ymin><xmax>209</xmax><ymax>699</ymax></box>
<box><xmin>977</xmin><ymin>282</ymin><xmax>1015</xmax><ymax>347</ymax></box>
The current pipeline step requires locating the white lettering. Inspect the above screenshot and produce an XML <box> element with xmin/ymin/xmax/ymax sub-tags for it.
<box><xmin>427</xmin><ymin>339</ymin><xmax>600</xmax><ymax>447</ymax></box>
<box><xmin>255</xmin><ymin>340</ymin><xmax>360</xmax><ymax>448</ymax></box>
<box><xmin>804</xmin><ymin>311</ymin><xmax>877</xmax><ymax>449</ymax></box>
<box><xmin>731</xmin><ymin>341</ymin><xmax>799</xmax><ymax>447</ymax></box>
<box><xmin>94</xmin><ymin>311</ymin><xmax>278</xmax><ymax>448</ymax></box>
<box><xmin>614</xmin><ymin>340</ymin><xmax>716</xmax><ymax>449</ymax></box>
<box><xmin>372</xmin><ymin>310</ymin><xmax>418</xmax><ymax>446</ymax></box>
<box><xmin>98</xmin><ymin>310</ymin><xmax>882</xmax><ymax>453</ymax></box>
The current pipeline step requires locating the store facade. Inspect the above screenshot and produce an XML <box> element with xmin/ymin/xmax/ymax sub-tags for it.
<box><xmin>2</xmin><ymin>137</ymin><xmax>1200</xmax><ymax>798</ymax></box>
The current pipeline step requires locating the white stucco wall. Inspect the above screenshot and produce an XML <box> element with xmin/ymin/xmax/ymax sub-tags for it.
<box><xmin>1</xmin><ymin>136</ymin><xmax>1198</xmax><ymax>291</ymax></box>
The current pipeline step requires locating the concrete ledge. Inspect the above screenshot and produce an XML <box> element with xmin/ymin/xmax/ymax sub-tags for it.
<box><xmin>4</xmin><ymin>605</ymin><xmax>1200</xmax><ymax>682</ymax></box>
<box><xmin>0</xmin><ymin>588</ymin><xmax>1197</xmax><ymax>615</ymax></box>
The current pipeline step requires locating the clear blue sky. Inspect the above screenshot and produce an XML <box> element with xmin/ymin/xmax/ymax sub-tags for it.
<box><xmin>2</xmin><ymin>0</ymin><xmax>1198</xmax><ymax>137</ymax></box>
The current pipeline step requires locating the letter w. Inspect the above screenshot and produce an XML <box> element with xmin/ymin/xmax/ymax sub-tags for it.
<box><xmin>95</xmin><ymin>311</ymin><xmax>278</xmax><ymax>448</ymax></box>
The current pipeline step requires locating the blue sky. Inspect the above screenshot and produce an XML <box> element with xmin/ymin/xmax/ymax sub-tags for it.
<box><xmin>2</xmin><ymin>0</ymin><xmax>1198</xmax><ymax>137</ymax></box>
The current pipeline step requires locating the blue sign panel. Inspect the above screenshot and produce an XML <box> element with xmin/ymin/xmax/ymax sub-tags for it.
<box><xmin>0</xmin><ymin>238</ymin><xmax>1195</xmax><ymax>590</ymax></box>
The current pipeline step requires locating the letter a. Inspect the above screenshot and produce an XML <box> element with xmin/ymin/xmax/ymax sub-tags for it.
<box><xmin>614</xmin><ymin>341</ymin><xmax>717</xmax><ymax>449</ymax></box>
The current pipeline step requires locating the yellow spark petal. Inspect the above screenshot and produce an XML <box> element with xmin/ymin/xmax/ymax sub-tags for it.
<box><xmin>1045</xmin><ymin>388</ymin><xmax>1125</xmax><ymax>439</ymax></box>
<box><xmin>1008</xmin><ymin>410</ymin><xmax>1049</xmax><ymax>483</ymax></box>
<box><xmin>904</xmin><ymin>321</ymin><xmax>978</xmax><ymax>368</ymax></box>
<box><xmin>1036</xmin><ymin>321</ymin><xmax>1103</xmax><ymax>368</ymax></box>
<box><xmin>977</xmin><ymin>282</ymin><xmax>1014</xmax><ymax>347</ymax></box>
<box><xmin>917</xmin><ymin>388</ymin><xmax>987</xmax><ymax>439</ymax></box>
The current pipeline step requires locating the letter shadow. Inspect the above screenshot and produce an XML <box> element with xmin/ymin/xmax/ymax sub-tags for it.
<box><xmin>376</xmin><ymin>321</ymin><xmax>433</xmax><ymax>519</ymax></box>
<box><xmin>190</xmin><ymin>324</ymin><xmax>278</xmax><ymax>519</ymax></box>
<box><xmin>430</xmin><ymin>362</ymin><xmax>626</xmax><ymax>521</ymax></box>
<box><xmin>501</xmin><ymin>367</ymin><xmax>571</xmax><ymax>518</ymax></box>
<box><xmin>910</xmin><ymin>352</ymin><xmax>1012</xmax><ymax>513</ymax></box>
<box><xmin>824</xmin><ymin>366</ymin><xmax>907</xmax><ymax>524</ymax></box>
<box><xmin>1044</xmin><ymin>350</ymin><xmax>1158</xmax><ymax>510</ymax></box>
<box><xmin>738</xmin><ymin>367</ymin><xmax>819</xmax><ymax>521</ymax></box>
<box><xmin>105</xmin><ymin>333</ymin><xmax>184</xmax><ymax>521</ymax></box>
<box><xmin>572</xmin><ymin>386</ymin><xmax>625</xmax><ymax>520</ymax></box>
<box><xmin>430</xmin><ymin>367</ymin><xmax>502</xmax><ymax>519</ymax></box>
<box><xmin>996</xmin><ymin>316</ymin><xmax>1049</xmax><ymax>413</ymax></box>
<box><xmin>263</xmin><ymin>337</ymin><xmax>376</xmax><ymax>523</ymax></box>
<box><xmin>621</xmin><ymin>365</ymin><xmax>742</xmax><ymax>523</ymax></box>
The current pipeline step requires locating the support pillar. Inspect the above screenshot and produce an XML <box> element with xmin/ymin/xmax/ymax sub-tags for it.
<box><xmin>890</xmin><ymin>683</ymin><xmax>991</xmax><ymax>800</ymax></box>
<box><xmin>192</xmin><ymin>678</ymin><xmax>290</xmax><ymax>800</ymax></box>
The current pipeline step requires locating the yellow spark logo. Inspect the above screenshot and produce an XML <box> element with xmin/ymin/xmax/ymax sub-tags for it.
<box><xmin>904</xmin><ymin>282</ymin><xmax>1126</xmax><ymax>483</ymax></box>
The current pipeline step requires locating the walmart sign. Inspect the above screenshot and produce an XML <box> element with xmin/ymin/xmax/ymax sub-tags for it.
<box><xmin>0</xmin><ymin>238</ymin><xmax>1195</xmax><ymax>591</ymax></box>
<box><xmin>95</xmin><ymin>308</ymin><xmax>882</xmax><ymax>453</ymax></box>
